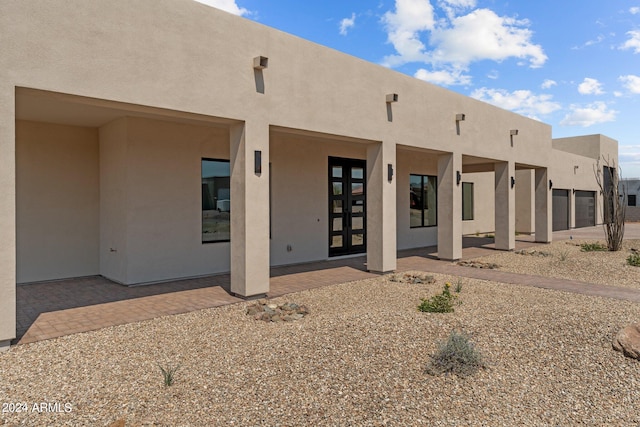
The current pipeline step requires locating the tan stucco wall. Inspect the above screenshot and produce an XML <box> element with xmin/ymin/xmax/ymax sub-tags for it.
<box><xmin>0</xmin><ymin>86</ymin><xmax>15</xmax><ymax>342</ymax></box>
<box><xmin>100</xmin><ymin>117</ymin><xmax>230</xmax><ymax>284</ymax></box>
<box><xmin>461</xmin><ymin>172</ymin><xmax>496</xmax><ymax>235</ymax></box>
<box><xmin>270</xmin><ymin>134</ymin><xmax>367</xmax><ymax>265</ymax></box>
<box><xmin>16</xmin><ymin>120</ymin><xmax>99</xmax><ymax>283</ymax></box>
<box><xmin>396</xmin><ymin>149</ymin><xmax>438</xmax><ymax>250</ymax></box>
<box><xmin>515</xmin><ymin>169</ymin><xmax>535</xmax><ymax>234</ymax></box>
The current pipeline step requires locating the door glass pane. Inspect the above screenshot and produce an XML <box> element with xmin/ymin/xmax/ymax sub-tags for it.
<box><xmin>331</xmin><ymin>235</ymin><xmax>343</xmax><ymax>248</ymax></box>
<box><xmin>410</xmin><ymin>175</ymin><xmax>423</xmax><ymax>227</ymax></box>
<box><xmin>352</xmin><ymin>199</ymin><xmax>364</xmax><ymax>213</ymax></box>
<box><xmin>332</xmin><ymin>182</ymin><xmax>343</xmax><ymax>196</ymax></box>
<box><xmin>352</xmin><ymin>233</ymin><xmax>364</xmax><ymax>246</ymax></box>
<box><xmin>351</xmin><ymin>167</ymin><xmax>363</xmax><ymax>179</ymax></box>
<box><xmin>352</xmin><ymin>183</ymin><xmax>364</xmax><ymax>196</ymax></box>
<box><xmin>332</xmin><ymin>217</ymin><xmax>343</xmax><ymax>232</ymax></box>
<box><xmin>352</xmin><ymin>216</ymin><xmax>363</xmax><ymax>230</ymax></box>
<box><xmin>332</xmin><ymin>200</ymin><xmax>343</xmax><ymax>213</ymax></box>
<box><xmin>332</xmin><ymin>166</ymin><xmax>342</xmax><ymax>178</ymax></box>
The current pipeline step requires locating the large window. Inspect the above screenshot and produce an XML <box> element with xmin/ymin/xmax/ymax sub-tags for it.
<box><xmin>462</xmin><ymin>182</ymin><xmax>474</xmax><ymax>221</ymax></box>
<box><xmin>629</xmin><ymin>194</ymin><xmax>637</xmax><ymax>207</ymax></box>
<box><xmin>202</xmin><ymin>159</ymin><xmax>230</xmax><ymax>243</ymax></box>
<box><xmin>410</xmin><ymin>174</ymin><xmax>437</xmax><ymax>227</ymax></box>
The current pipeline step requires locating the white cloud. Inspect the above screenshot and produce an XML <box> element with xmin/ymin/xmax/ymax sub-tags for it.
<box><xmin>339</xmin><ymin>13</ymin><xmax>356</xmax><ymax>36</ymax></box>
<box><xmin>578</xmin><ymin>78</ymin><xmax>604</xmax><ymax>95</ymax></box>
<box><xmin>382</xmin><ymin>0</ymin><xmax>435</xmax><ymax>67</ymax></box>
<box><xmin>541</xmin><ymin>79</ymin><xmax>557</xmax><ymax>89</ymax></box>
<box><xmin>619</xmin><ymin>74</ymin><xmax>640</xmax><ymax>94</ymax></box>
<box><xmin>414</xmin><ymin>68</ymin><xmax>471</xmax><ymax>85</ymax></box>
<box><xmin>429</xmin><ymin>9</ymin><xmax>547</xmax><ymax>68</ymax></box>
<box><xmin>193</xmin><ymin>0</ymin><xmax>248</xmax><ymax>16</ymax></box>
<box><xmin>560</xmin><ymin>102</ymin><xmax>617</xmax><ymax>127</ymax></box>
<box><xmin>630</xmin><ymin>7</ymin><xmax>640</xmax><ymax>15</ymax></box>
<box><xmin>381</xmin><ymin>1</ymin><xmax>547</xmax><ymax>80</ymax></box>
<box><xmin>621</xmin><ymin>30</ymin><xmax>640</xmax><ymax>53</ymax></box>
<box><xmin>471</xmin><ymin>87</ymin><xmax>560</xmax><ymax>119</ymax></box>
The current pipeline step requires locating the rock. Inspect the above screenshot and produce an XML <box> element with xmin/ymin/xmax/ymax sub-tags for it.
<box><xmin>267</xmin><ymin>303</ymin><xmax>278</xmax><ymax>310</ymax></box>
<box><xmin>612</xmin><ymin>323</ymin><xmax>640</xmax><ymax>360</ymax></box>
<box><xmin>246</xmin><ymin>306</ymin><xmax>261</xmax><ymax>316</ymax></box>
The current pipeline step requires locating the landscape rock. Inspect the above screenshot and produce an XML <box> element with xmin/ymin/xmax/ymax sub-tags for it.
<box><xmin>456</xmin><ymin>260</ymin><xmax>499</xmax><ymax>269</ymax></box>
<box><xmin>612</xmin><ymin>322</ymin><xmax>640</xmax><ymax>360</ymax></box>
<box><xmin>246</xmin><ymin>300</ymin><xmax>309</xmax><ymax>322</ymax></box>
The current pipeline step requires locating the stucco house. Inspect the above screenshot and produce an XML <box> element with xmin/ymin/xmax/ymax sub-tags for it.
<box><xmin>0</xmin><ymin>0</ymin><xmax>618</xmax><ymax>350</ymax></box>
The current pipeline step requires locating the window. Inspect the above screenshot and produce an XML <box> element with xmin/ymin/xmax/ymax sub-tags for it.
<box><xmin>202</xmin><ymin>159</ymin><xmax>230</xmax><ymax>242</ymax></box>
<box><xmin>462</xmin><ymin>182</ymin><xmax>474</xmax><ymax>221</ymax></box>
<box><xmin>410</xmin><ymin>174</ymin><xmax>437</xmax><ymax>227</ymax></box>
<box><xmin>629</xmin><ymin>195</ymin><xmax>637</xmax><ymax>207</ymax></box>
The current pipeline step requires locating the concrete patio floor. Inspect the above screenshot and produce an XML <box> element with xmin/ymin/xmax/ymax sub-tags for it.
<box><xmin>13</xmin><ymin>224</ymin><xmax>640</xmax><ymax>346</ymax></box>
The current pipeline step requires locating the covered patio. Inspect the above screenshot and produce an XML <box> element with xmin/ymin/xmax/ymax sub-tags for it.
<box><xmin>15</xmin><ymin>237</ymin><xmax>546</xmax><ymax>346</ymax></box>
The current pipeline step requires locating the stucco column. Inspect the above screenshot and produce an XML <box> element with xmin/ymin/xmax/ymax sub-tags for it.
<box><xmin>534</xmin><ymin>168</ymin><xmax>552</xmax><ymax>243</ymax></box>
<box><xmin>366</xmin><ymin>141</ymin><xmax>396</xmax><ymax>273</ymax></box>
<box><xmin>495</xmin><ymin>161</ymin><xmax>515</xmax><ymax>250</ymax></box>
<box><xmin>437</xmin><ymin>152</ymin><xmax>462</xmax><ymax>260</ymax></box>
<box><xmin>230</xmin><ymin>121</ymin><xmax>270</xmax><ymax>298</ymax></box>
<box><xmin>0</xmin><ymin>85</ymin><xmax>16</xmax><ymax>348</ymax></box>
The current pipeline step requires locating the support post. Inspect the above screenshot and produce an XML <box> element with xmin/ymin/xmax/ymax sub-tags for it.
<box><xmin>437</xmin><ymin>152</ymin><xmax>462</xmax><ymax>260</ymax></box>
<box><xmin>366</xmin><ymin>141</ymin><xmax>396</xmax><ymax>272</ymax></box>
<box><xmin>230</xmin><ymin>121</ymin><xmax>270</xmax><ymax>298</ymax></box>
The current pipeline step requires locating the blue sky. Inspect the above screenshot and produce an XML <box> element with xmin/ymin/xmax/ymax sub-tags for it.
<box><xmin>196</xmin><ymin>0</ymin><xmax>640</xmax><ymax>178</ymax></box>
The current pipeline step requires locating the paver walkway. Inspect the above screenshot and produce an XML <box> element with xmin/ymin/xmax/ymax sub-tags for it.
<box><xmin>13</xmin><ymin>225</ymin><xmax>640</xmax><ymax>346</ymax></box>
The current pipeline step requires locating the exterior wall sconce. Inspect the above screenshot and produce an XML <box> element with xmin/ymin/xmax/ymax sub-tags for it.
<box><xmin>456</xmin><ymin>170</ymin><xmax>461</xmax><ymax>186</ymax></box>
<box><xmin>386</xmin><ymin>93</ymin><xmax>399</xmax><ymax>103</ymax></box>
<box><xmin>510</xmin><ymin>129</ymin><xmax>519</xmax><ymax>136</ymax></box>
<box><xmin>574</xmin><ymin>165</ymin><xmax>579</xmax><ymax>174</ymax></box>
<box><xmin>549</xmin><ymin>179</ymin><xmax>553</xmax><ymax>190</ymax></box>
<box><xmin>253</xmin><ymin>56</ymin><xmax>268</xmax><ymax>69</ymax></box>
<box><xmin>254</xmin><ymin>150</ymin><xmax>262</xmax><ymax>174</ymax></box>
<box><xmin>388</xmin><ymin>164</ymin><xmax>394</xmax><ymax>182</ymax></box>
<box><xmin>455</xmin><ymin>114</ymin><xmax>466</xmax><ymax>121</ymax></box>
<box><xmin>511</xmin><ymin>176</ymin><xmax>516</xmax><ymax>189</ymax></box>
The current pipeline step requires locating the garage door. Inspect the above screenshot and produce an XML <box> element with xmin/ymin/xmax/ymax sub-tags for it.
<box><xmin>575</xmin><ymin>190</ymin><xmax>596</xmax><ymax>228</ymax></box>
<box><xmin>552</xmin><ymin>189</ymin><xmax>569</xmax><ymax>231</ymax></box>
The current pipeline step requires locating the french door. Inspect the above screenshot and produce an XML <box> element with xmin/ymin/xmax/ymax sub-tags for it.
<box><xmin>328</xmin><ymin>157</ymin><xmax>366</xmax><ymax>256</ymax></box>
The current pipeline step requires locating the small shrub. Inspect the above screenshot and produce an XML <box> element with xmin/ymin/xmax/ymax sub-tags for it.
<box><xmin>159</xmin><ymin>363</ymin><xmax>180</xmax><ymax>387</ymax></box>
<box><xmin>426</xmin><ymin>331</ymin><xmax>485</xmax><ymax>377</ymax></box>
<box><xmin>627</xmin><ymin>253</ymin><xmax>640</xmax><ymax>267</ymax></box>
<box><xmin>580</xmin><ymin>242</ymin><xmax>608</xmax><ymax>252</ymax></box>
<box><xmin>454</xmin><ymin>280</ymin><xmax>463</xmax><ymax>293</ymax></box>
<box><xmin>418</xmin><ymin>283</ymin><xmax>458</xmax><ymax>313</ymax></box>
<box><xmin>484</xmin><ymin>234</ymin><xmax>495</xmax><ymax>239</ymax></box>
<box><xmin>558</xmin><ymin>250</ymin><xmax>569</xmax><ymax>261</ymax></box>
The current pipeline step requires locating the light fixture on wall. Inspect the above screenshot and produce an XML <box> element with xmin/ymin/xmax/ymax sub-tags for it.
<box><xmin>455</xmin><ymin>113</ymin><xmax>466</xmax><ymax>121</ymax></box>
<box><xmin>574</xmin><ymin>165</ymin><xmax>579</xmax><ymax>174</ymax></box>
<box><xmin>386</xmin><ymin>93</ymin><xmax>399</xmax><ymax>103</ymax></box>
<box><xmin>456</xmin><ymin>170</ymin><xmax>461</xmax><ymax>186</ymax></box>
<box><xmin>388</xmin><ymin>163</ymin><xmax>394</xmax><ymax>182</ymax></box>
<box><xmin>253</xmin><ymin>56</ymin><xmax>268</xmax><ymax>69</ymax></box>
<box><xmin>254</xmin><ymin>150</ymin><xmax>262</xmax><ymax>174</ymax></box>
<box><xmin>549</xmin><ymin>179</ymin><xmax>553</xmax><ymax>190</ymax></box>
<box><xmin>511</xmin><ymin>176</ymin><xmax>516</xmax><ymax>189</ymax></box>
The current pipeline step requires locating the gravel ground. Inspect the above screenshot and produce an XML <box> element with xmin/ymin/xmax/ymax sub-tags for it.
<box><xmin>476</xmin><ymin>239</ymin><xmax>640</xmax><ymax>290</ymax></box>
<box><xmin>1</xmin><ymin>272</ymin><xmax>639</xmax><ymax>426</ymax></box>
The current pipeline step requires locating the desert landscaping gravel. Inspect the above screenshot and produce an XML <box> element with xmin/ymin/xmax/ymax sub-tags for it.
<box><xmin>478</xmin><ymin>239</ymin><xmax>640</xmax><ymax>290</ymax></box>
<box><xmin>1</xmin><ymin>271</ymin><xmax>639</xmax><ymax>426</ymax></box>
